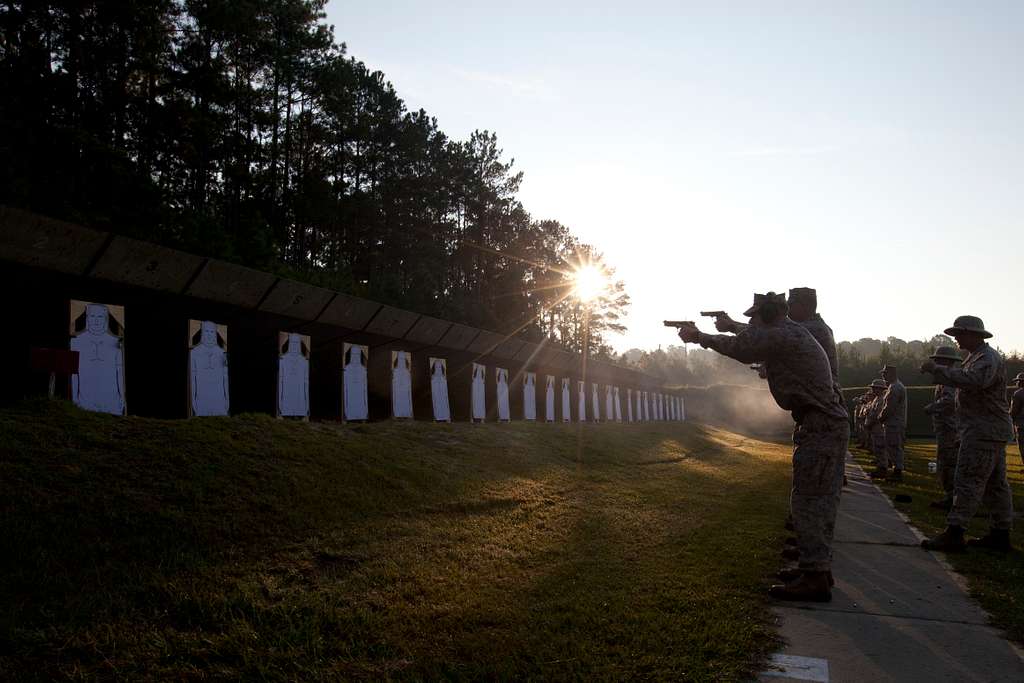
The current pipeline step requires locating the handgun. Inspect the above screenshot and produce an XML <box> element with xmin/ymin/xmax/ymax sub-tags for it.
<box><xmin>700</xmin><ymin>310</ymin><xmax>728</xmax><ymax>319</ymax></box>
<box><xmin>663</xmin><ymin>320</ymin><xmax>696</xmax><ymax>328</ymax></box>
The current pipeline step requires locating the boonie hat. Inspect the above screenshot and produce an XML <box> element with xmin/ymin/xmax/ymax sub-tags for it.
<box><xmin>944</xmin><ymin>315</ymin><xmax>993</xmax><ymax>339</ymax></box>
<box><xmin>929</xmin><ymin>346</ymin><xmax>962</xmax><ymax>362</ymax></box>
<box><xmin>743</xmin><ymin>291</ymin><xmax>787</xmax><ymax>317</ymax></box>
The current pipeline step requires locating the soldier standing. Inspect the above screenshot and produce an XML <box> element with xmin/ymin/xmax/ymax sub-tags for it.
<box><xmin>920</xmin><ymin>316</ymin><xmax>1014</xmax><ymax>552</ymax></box>
<box><xmin>923</xmin><ymin>346</ymin><xmax>961</xmax><ymax>509</ymax></box>
<box><xmin>864</xmin><ymin>380</ymin><xmax>888</xmax><ymax>458</ymax></box>
<box><xmin>871</xmin><ymin>365</ymin><xmax>906</xmax><ymax>481</ymax></box>
<box><xmin>1011</xmin><ymin>372</ymin><xmax>1024</xmax><ymax>466</ymax></box>
<box><xmin>677</xmin><ymin>292</ymin><xmax>847</xmax><ymax>602</ymax></box>
<box><xmin>855</xmin><ymin>391</ymin><xmax>873</xmax><ymax>449</ymax></box>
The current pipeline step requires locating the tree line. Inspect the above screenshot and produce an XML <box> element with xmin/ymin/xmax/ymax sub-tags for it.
<box><xmin>0</xmin><ymin>1</ymin><xmax>629</xmax><ymax>357</ymax></box>
<box><xmin>623</xmin><ymin>336</ymin><xmax>1023</xmax><ymax>388</ymax></box>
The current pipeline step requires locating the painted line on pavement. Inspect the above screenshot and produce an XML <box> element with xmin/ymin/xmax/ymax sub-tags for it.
<box><xmin>759</xmin><ymin>654</ymin><xmax>829</xmax><ymax>682</ymax></box>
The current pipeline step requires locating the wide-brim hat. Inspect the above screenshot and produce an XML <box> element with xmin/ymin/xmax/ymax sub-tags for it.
<box><xmin>1015</xmin><ymin>373</ymin><xmax>1024</xmax><ymax>383</ymax></box>
<box><xmin>929</xmin><ymin>346</ymin><xmax>962</xmax><ymax>362</ymax></box>
<box><xmin>870</xmin><ymin>379</ymin><xmax>887</xmax><ymax>389</ymax></box>
<box><xmin>944</xmin><ymin>315</ymin><xmax>992</xmax><ymax>339</ymax></box>
<box><xmin>743</xmin><ymin>291</ymin><xmax>787</xmax><ymax>317</ymax></box>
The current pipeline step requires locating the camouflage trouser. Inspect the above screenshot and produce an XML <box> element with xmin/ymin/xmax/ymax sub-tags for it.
<box><xmin>947</xmin><ymin>439</ymin><xmax>1014</xmax><ymax>531</ymax></box>
<box><xmin>870</xmin><ymin>426</ymin><xmax>886</xmax><ymax>465</ymax></box>
<box><xmin>791</xmin><ymin>411</ymin><xmax>848</xmax><ymax>572</ymax></box>
<box><xmin>884</xmin><ymin>422</ymin><xmax>905</xmax><ymax>470</ymax></box>
<box><xmin>935</xmin><ymin>430</ymin><xmax>959</xmax><ymax>496</ymax></box>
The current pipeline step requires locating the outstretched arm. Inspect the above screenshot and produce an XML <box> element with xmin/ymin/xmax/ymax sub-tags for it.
<box><xmin>695</xmin><ymin>328</ymin><xmax>774</xmax><ymax>365</ymax></box>
<box><xmin>924</xmin><ymin>354</ymin><xmax>1000</xmax><ymax>390</ymax></box>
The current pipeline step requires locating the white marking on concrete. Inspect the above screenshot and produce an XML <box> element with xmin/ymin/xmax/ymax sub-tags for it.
<box><xmin>760</xmin><ymin>654</ymin><xmax>830</xmax><ymax>681</ymax></box>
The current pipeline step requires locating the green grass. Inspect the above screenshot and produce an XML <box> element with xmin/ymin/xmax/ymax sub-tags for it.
<box><xmin>851</xmin><ymin>440</ymin><xmax>1024</xmax><ymax>645</ymax></box>
<box><xmin>0</xmin><ymin>400</ymin><xmax>795</xmax><ymax>681</ymax></box>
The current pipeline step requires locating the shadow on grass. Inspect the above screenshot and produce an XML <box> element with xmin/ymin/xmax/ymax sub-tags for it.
<box><xmin>0</xmin><ymin>400</ymin><xmax>792</xmax><ymax>680</ymax></box>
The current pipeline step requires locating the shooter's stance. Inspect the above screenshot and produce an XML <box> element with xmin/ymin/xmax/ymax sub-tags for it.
<box><xmin>676</xmin><ymin>292</ymin><xmax>848</xmax><ymax>602</ymax></box>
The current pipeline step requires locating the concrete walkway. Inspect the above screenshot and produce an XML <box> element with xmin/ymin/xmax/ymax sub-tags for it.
<box><xmin>758</xmin><ymin>457</ymin><xmax>1024</xmax><ymax>683</ymax></box>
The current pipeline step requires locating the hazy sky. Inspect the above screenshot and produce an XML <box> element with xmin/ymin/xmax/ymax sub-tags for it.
<box><xmin>326</xmin><ymin>1</ymin><xmax>1024</xmax><ymax>354</ymax></box>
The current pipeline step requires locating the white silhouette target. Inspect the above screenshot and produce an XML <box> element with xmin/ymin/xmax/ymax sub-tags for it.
<box><xmin>343</xmin><ymin>343</ymin><xmax>369</xmax><ymax>421</ymax></box>
<box><xmin>430</xmin><ymin>357</ymin><xmax>451</xmax><ymax>422</ymax></box>
<box><xmin>278</xmin><ymin>332</ymin><xmax>309</xmax><ymax>418</ymax></box>
<box><xmin>69</xmin><ymin>301</ymin><xmax>126</xmax><ymax>416</ymax></box>
<box><xmin>189</xmin><ymin>320</ymin><xmax>229</xmax><ymax>417</ymax></box>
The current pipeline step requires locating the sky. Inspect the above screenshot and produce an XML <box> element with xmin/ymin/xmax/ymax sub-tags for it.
<box><xmin>325</xmin><ymin>1</ymin><xmax>1024</xmax><ymax>354</ymax></box>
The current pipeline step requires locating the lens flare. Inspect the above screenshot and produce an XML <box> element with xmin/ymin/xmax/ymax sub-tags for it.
<box><xmin>573</xmin><ymin>265</ymin><xmax>607</xmax><ymax>303</ymax></box>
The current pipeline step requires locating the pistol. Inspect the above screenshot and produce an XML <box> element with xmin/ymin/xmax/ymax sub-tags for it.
<box><xmin>663</xmin><ymin>320</ymin><xmax>695</xmax><ymax>328</ymax></box>
<box><xmin>700</xmin><ymin>310</ymin><xmax>729</xmax><ymax>319</ymax></box>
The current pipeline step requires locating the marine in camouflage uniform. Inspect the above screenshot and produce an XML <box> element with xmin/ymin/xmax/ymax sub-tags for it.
<box><xmin>921</xmin><ymin>316</ymin><xmax>1014</xmax><ymax>553</ymax></box>
<box><xmin>857</xmin><ymin>391</ymin><xmax>875</xmax><ymax>452</ymax></box>
<box><xmin>871</xmin><ymin>365</ymin><xmax>907</xmax><ymax>481</ymax></box>
<box><xmin>857</xmin><ymin>392</ymin><xmax>874</xmax><ymax>449</ymax></box>
<box><xmin>716</xmin><ymin>287</ymin><xmax>839</xmax><ymax>381</ymax></box>
<box><xmin>864</xmin><ymin>380</ymin><xmax>887</xmax><ymax>458</ymax></box>
<box><xmin>678</xmin><ymin>292</ymin><xmax>847</xmax><ymax>602</ymax></box>
<box><xmin>852</xmin><ymin>395</ymin><xmax>865</xmax><ymax>447</ymax></box>
<box><xmin>1010</xmin><ymin>372</ymin><xmax>1024</xmax><ymax>467</ymax></box>
<box><xmin>923</xmin><ymin>346</ymin><xmax>961</xmax><ymax>509</ymax></box>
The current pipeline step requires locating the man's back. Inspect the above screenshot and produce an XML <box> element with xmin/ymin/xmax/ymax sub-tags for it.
<box><xmin>1010</xmin><ymin>388</ymin><xmax>1024</xmax><ymax>426</ymax></box>
<box><xmin>880</xmin><ymin>379</ymin><xmax>906</xmax><ymax>426</ymax></box>
<box><xmin>799</xmin><ymin>314</ymin><xmax>839</xmax><ymax>383</ymax></box>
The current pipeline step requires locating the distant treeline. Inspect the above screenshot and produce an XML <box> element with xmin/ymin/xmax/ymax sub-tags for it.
<box><xmin>623</xmin><ymin>335</ymin><xmax>1023</xmax><ymax>389</ymax></box>
<box><xmin>0</xmin><ymin>1</ymin><xmax>628</xmax><ymax>356</ymax></box>
<box><xmin>836</xmin><ymin>336</ymin><xmax>1023</xmax><ymax>388</ymax></box>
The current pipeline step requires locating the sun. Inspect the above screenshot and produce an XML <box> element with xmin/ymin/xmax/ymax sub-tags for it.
<box><xmin>573</xmin><ymin>264</ymin><xmax>608</xmax><ymax>303</ymax></box>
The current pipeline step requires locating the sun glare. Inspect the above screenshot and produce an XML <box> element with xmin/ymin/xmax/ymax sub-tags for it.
<box><xmin>573</xmin><ymin>265</ymin><xmax>607</xmax><ymax>303</ymax></box>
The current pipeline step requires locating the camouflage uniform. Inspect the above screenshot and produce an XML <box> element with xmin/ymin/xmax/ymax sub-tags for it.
<box><xmin>856</xmin><ymin>392</ymin><xmax>873</xmax><ymax>448</ymax></box>
<box><xmin>800</xmin><ymin>314</ymin><xmax>839</xmax><ymax>384</ymax></box>
<box><xmin>865</xmin><ymin>388</ymin><xmax>887</xmax><ymax>461</ymax></box>
<box><xmin>879</xmin><ymin>378</ymin><xmax>907</xmax><ymax>470</ymax></box>
<box><xmin>930</xmin><ymin>343</ymin><xmax>1014</xmax><ymax>531</ymax></box>
<box><xmin>1010</xmin><ymin>384</ymin><xmax>1024</xmax><ymax>466</ymax></box>
<box><xmin>924</xmin><ymin>384</ymin><xmax>959</xmax><ymax>497</ymax></box>
<box><xmin>852</xmin><ymin>395</ymin><xmax>865</xmax><ymax>446</ymax></box>
<box><xmin>730</xmin><ymin>312</ymin><xmax>838</xmax><ymax>382</ymax></box>
<box><xmin>697</xmin><ymin>318</ymin><xmax>848</xmax><ymax>572</ymax></box>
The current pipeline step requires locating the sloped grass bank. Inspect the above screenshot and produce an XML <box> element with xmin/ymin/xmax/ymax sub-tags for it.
<box><xmin>1</xmin><ymin>401</ymin><xmax>793</xmax><ymax>680</ymax></box>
